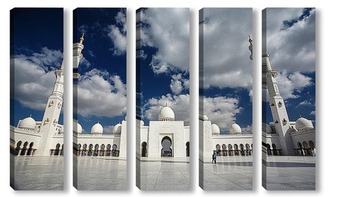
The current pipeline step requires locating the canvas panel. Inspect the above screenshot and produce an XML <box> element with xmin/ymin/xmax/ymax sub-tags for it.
<box><xmin>199</xmin><ymin>8</ymin><xmax>253</xmax><ymax>191</ymax></box>
<box><xmin>72</xmin><ymin>8</ymin><xmax>128</xmax><ymax>190</ymax></box>
<box><xmin>10</xmin><ymin>8</ymin><xmax>64</xmax><ymax>190</ymax></box>
<box><xmin>262</xmin><ymin>8</ymin><xmax>316</xmax><ymax>190</ymax></box>
<box><xmin>136</xmin><ymin>8</ymin><xmax>191</xmax><ymax>191</ymax></box>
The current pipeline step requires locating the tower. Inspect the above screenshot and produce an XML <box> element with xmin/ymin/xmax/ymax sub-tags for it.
<box><xmin>263</xmin><ymin>54</ymin><xmax>294</xmax><ymax>155</ymax></box>
<box><xmin>73</xmin><ymin>34</ymin><xmax>84</xmax><ymax>79</ymax></box>
<box><xmin>36</xmin><ymin>63</ymin><xmax>64</xmax><ymax>156</ymax></box>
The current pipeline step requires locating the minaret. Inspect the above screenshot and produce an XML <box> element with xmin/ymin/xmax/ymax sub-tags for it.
<box><xmin>73</xmin><ymin>34</ymin><xmax>84</xmax><ymax>79</ymax></box>
<box><xmin>36</xmin><ymin>63</ymin><xmax>64</xmax><ymax>156</ymax></box>
<box><xmin>263</xmin><ymin>54</ymin><xmax>294</xmax><ymax>155</ymax></box>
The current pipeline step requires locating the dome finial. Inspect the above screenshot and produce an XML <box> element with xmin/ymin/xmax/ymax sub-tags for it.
<box><xmin>80</xmin><ymin>33</ymin><xmax>85</xmax><ymax>44</ymax></box>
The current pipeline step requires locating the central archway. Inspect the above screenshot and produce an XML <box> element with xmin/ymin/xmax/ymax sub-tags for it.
<box><xmin>161</xmin><ymin>136</ymin><xmax>172</xmax><ymax>157</ymax></box>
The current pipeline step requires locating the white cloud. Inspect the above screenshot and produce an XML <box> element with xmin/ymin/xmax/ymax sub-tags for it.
<box><xmin>139</xmin><ymin>8</ymin><xmax>189</xmax><ymax>74</ymax></box>
<box><xmin>169</xmin><ymin>73</ymin><xmax>189</xmax><ymax>95</ymax></box>
<box><xmin>265</xmin><ymin>8</ymin><xmax>315</xmax><ymax>73</ymax></box>
<box><xmin>144</xmin><ymin>94</ymin><xmax>190</xmax><ymax>123</ymax></box>
<box><xmin>12</xmin><ymin>48</ymin><xmax>63</xmax><ymax>110</ymax></box>
<box><xmin>108</xmin><ymin>12</ymin><xmax>127</xmax><ymax>55</ymax></box>
<box><xmin>107</xmin><ymin>11</ymin><xmax>127</xmax><ymax>56</ymax></box>
<box><xmin>298</xmin><ymin>100</ymin><xmax>312</xmax><ymax>107</ymax></box>
<box><xmin>310</xmin><ymin>111</ymin><xmax>316</xmax><ymax>116</ymax></box>
<box><xmin>275</xmin><ymin>71</ymin><xmax>313</xmax><ymax>99</ymax></box>
<box><xmin>201</xmin><ymin>8</ymin><xmax>252</xmax><ymax>90</ymax></box>
<box><xmin>201</xmin><ymin>96</ymin><xmax>242</xmax><ymax>131</ymax></box>
<box><xmin>77</xmin><ymin>69</ymin><xmax>127</xmax><ymax>117</ymax></box>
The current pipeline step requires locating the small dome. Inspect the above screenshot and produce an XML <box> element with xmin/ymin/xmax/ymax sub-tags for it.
<box><xmin>230</xmin><ymin>123</ymin><xmax>242</xmax><ymax>134</ymax></box>
<box><xmin>295</xmin><ymin>117</ymin><xmax>314</xmax><ymax>130</ymax></box>
<box><xmin>158</xmin><ymin>106</ymin><xmax>175</xmax><ymax>121</ymax></box>
<box><xmin>140</xmin><ymin>120</ymin><xmax>144</xmax><ymax>126</ymax></box>
<box><xmin>199</xmin><ymin>114</ymin><xmax>209</xmax><ymax>121</ymax></box>
<box><xmin>91</xmin><ymin>122</ymin><xmax>103</xmax><ymax>134</ymax></box>
<box><xmin>113</xmin><ymin>123</ymin><xmax>122</xmax><ymax>134</ymax></box>
<box><xmin>73</xmin><ymin>120</ymin><xmax>83</xmax><ymax>134</ymax></box>
<box><xmin>211</xmin><ymin>124</ymin><xmax>220</xmax><ymax>135</ymax></box>
<box><xmin>18</xmin><ymin>116</ymin><xmax>36</xmax><ymax>130</ymax></box>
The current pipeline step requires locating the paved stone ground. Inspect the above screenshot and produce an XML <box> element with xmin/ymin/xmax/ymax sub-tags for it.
<box><xmin>200</xmin><ymin>156</ymin><xmax>253</xmax><ymax>190</ymax></box>
<box><xmin>75</xmin><ymin>156</ymin><xmax>127</xmax><ymax>190</ymax></box>
<box><xmin>263</xmin><ymin>156</ymin><xmax>316</xmax><ymax>190</ymax></box>
<box><xmin>137</xmin><ymin>159</ymin><xmax>190</xmax><ymax>191</ymax></box>
<box><xmin>10</xmin><ymin>156</ymin><xmax>64</xmax><ymax>190</ymax></box>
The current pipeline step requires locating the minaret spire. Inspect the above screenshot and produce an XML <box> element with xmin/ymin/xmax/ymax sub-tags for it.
<box><xmin>263</xmin><ymin>54</ymin><xmax>294</xmax><ymax>155</ymax></box>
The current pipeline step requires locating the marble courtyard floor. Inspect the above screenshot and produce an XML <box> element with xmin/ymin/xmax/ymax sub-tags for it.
<box><xmin>200</xmin><ymin>156</ymin><xmax>253</xmax><ymax>190</ymax></box>
<box><xmin>10</xmin><ymin>155</ymin><xmax>64</xmax><ymax>190</ymax></box>
<box><xmin>263</xmin><ymin>156</ymin><xmax>316</xmax><ymax>190</ymax></box>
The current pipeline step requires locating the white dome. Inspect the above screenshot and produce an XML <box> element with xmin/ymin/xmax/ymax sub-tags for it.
<box><xmin>158</xmin><ymin>106</ymin><xmax>175</xmax><ymax>121</ymax></box>
<box><xmin>18</xmin><ymin>116</ymin><xmax>36</xmax><ymax>130</ymax></box>
<box><xmin>113</xmin><ymin>123</ymin><xmax>122</xmax><ymax>134</ymax></box>
<box><xmin>91</xmin><ymin>122</ymin><xmax>103</xmax><ymax>134</ymax></box>
<box><xmin>295</xmin><ymin>117</ymin><xmax>314</xmax><ymax>130</ymax></box>
<box><xmin>199</xmin><ymin>114</ymin><xmax>209</xmax><ymax>121</ymax></box>
<box><xmin>230</xmin><ymin>123</ymin><xmax>242</xmax><ymax>134</ymax></box>
<box><xmin>73</xmin><ymin>120</ymin><xmax>83</xmax><ymax>134</ymax></box>
<box><xmin>211</xmin><ymin>124</ymin><xmax>220</xmax><ymax>135</ymax></box>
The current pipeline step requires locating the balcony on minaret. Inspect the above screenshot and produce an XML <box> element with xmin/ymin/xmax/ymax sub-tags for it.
<box><xmin>283</xmin><ymin>118</ymin><xmax>287</xmax><ymax>125</ymax></box>
<box><xmin>44</xmin><ymin>118</ymin><xmax>50</xmax><ymax>125</ymax></box>
<box><xmin>278</xmin><ymin>101</ymin><xmax>282</xmax><ymax>107</ymax></box>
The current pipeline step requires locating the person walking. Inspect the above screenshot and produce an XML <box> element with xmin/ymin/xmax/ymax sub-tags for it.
<box><xmin>212</xmin><ymin>152</ymin><xmax>217</xmax><ymax>164</ymax></box>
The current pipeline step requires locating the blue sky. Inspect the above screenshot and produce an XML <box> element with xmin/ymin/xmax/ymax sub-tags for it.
<box><xmin>10</xmin><ymin>8</ymin><xmax>63</xmax><ymax>126</ymax></box>
<box><xmin>263</xmin><ymin>8</ymin><xmax>316</xmax><ymax>124</ymax></box>
<box><xmin>200</xmin><ymin>8</ymin><xmax>253</xmax><ymax>133</ymax></box>
<box><xmin>137</xmin><ymin>8</ymin><xmax>190</xmax><ymax>126</ymax></box>
<box><xmin>73</xmin><ymin>8</ymin><xmax>127</xmax><ymax>133</ymax></box>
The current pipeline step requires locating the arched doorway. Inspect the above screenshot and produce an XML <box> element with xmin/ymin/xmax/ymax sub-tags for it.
<box><xmin>112</xmin><ymin>144</ymin><xmax>118</xmax><ymax>157</ymax></box>
<box><xmin>266</xmin><ymin>144</ymin><xmax>272</xmax><ymax>155</ymax></box>
<box><xmin>186</xmin><ymin>142</ymin><xmax>190</xmax><ymax>157</ymax></box>
<box><xmin>15</xmin><ymin>141</ymin><xmax>22</xmax><ymax>156</ymax></box>
<box><xmin>61</xmin><ymin>144</ymin><xmax>64</xmax><ymax>156</ymax></box>
<box><xmin>297</xmin><ymin>142</ymin><xmax>303</xmax><ymax>155</ymax></box>
<box><xmin>141</xmin><ymin>142</ymin><xmax>147</xmax><ymax>157</ymax></box>
<box><xmin>20</xmin><ymin>141</ymin><xmax>28</xmax><ymax>155</ymax></box>
<box><xmin>54</xmin><ymin>143</ymin><xmax>60</xmax><ymax>155</ymax></box>
<box><xmin>309</xmin><ymin>141</ymin><xmax>316</xmax><ymax>156</ymax></box>
<box><xmin>234</xmin><ymin>144</ymin><xmax>239</xmax><ymax>156</ymax></box>
<box><xmin>88</xmin><ymin>144</ymin><xmax>93</xmax><ymax>156</ymax></box>
<box><xmin>94</xmin><ymin>144</ymin><xmax>99</xmax><ymax>156</ymax></box>
<box><xmin>222</xmin><ymin>144</ymin><xmax>227</xmax><ymax>156</ymax></box>
<box><xmin>106</xmin><ymin>144</ymin><xmax>111</xmax><ymax>156</ymax></box>
<box><xmin>228</xmin><ymin>144</ymin><xmax>233</xmax><ymax>156</ymax></box>
<box><xmin>240</xmin><ymin>144</ymin><xmax>245</xmax><ymax>156</ymax></box>
<box><xmin>246</xmin><ymin>143</ymin><xmax>251</xmax><ymax>156</ymax></box>
<box><xmin>272</xmin><ymin>144</ymin><xmax>277</xmax><ymax>155</ymax></box>
<box><xmin>161</xmin><ymin>136</ymin><xmax>172</xmax><ymax>157</ymax></box>
<box><xmin>216</xmin><ymin>144</ymin><xmax>221</xmax><ymax>156</ymax></box>
<box><xmin>100</xmin><ymin>144</ymin><xmax>105</xmax><ymax>156</ymax></box>
<box><xmin>303</xmin><ymin>141</ymin><xmax>310</xmax><ymax>156</ymax></box>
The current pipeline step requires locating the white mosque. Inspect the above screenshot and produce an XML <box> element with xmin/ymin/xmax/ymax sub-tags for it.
<box><xmin>10</xmin><ymin>35</ymin><xmax>128</xmax><ymax>158</ymax></box>
<box><xmin>262</xmin><ymin>54</ymin><xmax>316</xmax><ymax>157</ymax></box>
<box><xmin>72</xmin><ymin>34</ymin><xmax>127</xmax><ymax>158</ymax></box>
<box><xmin>10</xmin><ymin>61</ymin><xmax>65</xmax><ymax>156</ymax></box>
